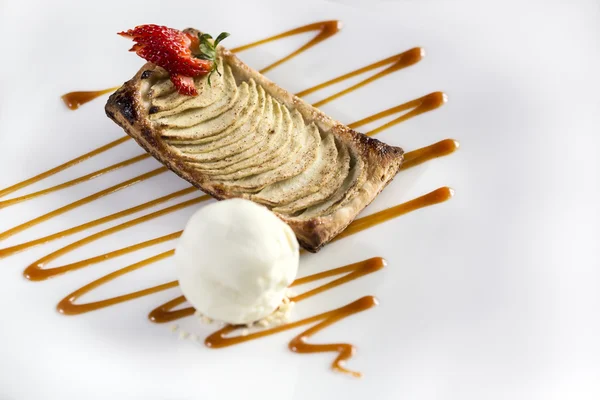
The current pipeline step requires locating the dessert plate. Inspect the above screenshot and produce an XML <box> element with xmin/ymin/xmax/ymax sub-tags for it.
<box><xmin>1</xmin><ymin>0</ymin><xmax>599</xmax><ymax>399</ymax></box>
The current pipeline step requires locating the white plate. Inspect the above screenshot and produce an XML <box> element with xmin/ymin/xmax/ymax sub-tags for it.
<box><xmin>1</xmin><ymin>0</ymin><xmax>599</xmax><ymax>399</ymax></box>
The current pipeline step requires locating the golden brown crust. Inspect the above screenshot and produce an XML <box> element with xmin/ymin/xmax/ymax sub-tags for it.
<box><xmin>106</xmin><ymin>32</ymin><xmax>403</xmax><ymax>252</ymax></box>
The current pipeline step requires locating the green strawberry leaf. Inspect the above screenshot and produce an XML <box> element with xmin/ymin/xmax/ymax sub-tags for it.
<box><xmin>195</xmin><ymin>31</ymin><xmax>230</xmax><ymax>87</ymax></box>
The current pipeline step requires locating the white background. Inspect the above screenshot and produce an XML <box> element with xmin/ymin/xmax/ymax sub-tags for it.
<box><xmin>1</xmin><ymin>0</ymin><xmax>599</xmax><ymax>399</ymax></box>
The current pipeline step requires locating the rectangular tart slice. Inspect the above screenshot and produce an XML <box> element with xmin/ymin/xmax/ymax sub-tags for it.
<box><xmin>105</xmin><ymin>28</ymin><xmax>404</xmax><ymax>252</ymax></box>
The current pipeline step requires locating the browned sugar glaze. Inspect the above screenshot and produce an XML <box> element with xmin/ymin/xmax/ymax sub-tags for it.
<box><xmin>0</xmin><ymin>21</ymin><xmax>457</xmax><ymax>377</ymax></box>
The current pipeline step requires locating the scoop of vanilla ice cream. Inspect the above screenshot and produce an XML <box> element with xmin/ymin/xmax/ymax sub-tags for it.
<box><xmin>175</xmin><ymin>198</ymin><xmax>299</xmax><ymax>325</ymax></box>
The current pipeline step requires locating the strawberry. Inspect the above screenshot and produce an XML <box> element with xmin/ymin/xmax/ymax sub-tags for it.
<box><xmin>170</xmin><ymin>74</ymin><xmax>197</xmax><ymax>96</ymax></box>
<box><xmin>118</xmin><ymin>24</ymin><xmax>211</xmax><ymax>95</ymax></box>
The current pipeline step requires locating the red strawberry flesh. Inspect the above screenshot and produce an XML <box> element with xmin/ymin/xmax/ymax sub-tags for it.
<box><xmin>170</xmin><ymin>74</ymin><xmax>198</xmax><ymax>96</ymax></box>
<box><xmin>118</xmin><ymin>24</ymin><xmax>211</xmax><ymax>95</ymax></box>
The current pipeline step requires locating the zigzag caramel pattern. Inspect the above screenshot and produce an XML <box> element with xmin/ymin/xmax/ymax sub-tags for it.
<box><xmin>0</xmin><ymin>21</ymin><xmax>456</xmax><ymax>377</ymax></box>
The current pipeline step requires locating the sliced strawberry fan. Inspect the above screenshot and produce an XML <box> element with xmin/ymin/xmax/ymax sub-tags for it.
<box><xmin>118</xmin><ymin>24</ymin><xmax>212</xmax><ymax>96</ymax></box>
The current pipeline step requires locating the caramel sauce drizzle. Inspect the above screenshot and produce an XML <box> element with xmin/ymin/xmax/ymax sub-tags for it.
<box><xmin>61</xmin><ymin>87</ymin><xmax>121</xmax><ymax>110</ymax></box>
<box><xmin>231</xmin><ymin>20</ymin><xmax>342</xmax><ymax>74</ymax></box>
<box><xmin>152</xmin><ymin>258</ymin><xmax>384</xmax><ymax>377</ymax></box>
<box><xmin>57</xmin><ymin>251</ymin><xmax>178</xmax><ymax>315</ymax></box>
<box><xmin>349</xmin><ymin>91</ymin><xmax>448</xmax><ymax>136</ymax></box>
<box><xmin>0</xmin><ymin>168</ymin><xmax>166</xmax><ymax>242</ymax></box>
<box><xmin>0</xmin><ymin>21</ymin><xmax>459</xmax><ymax>377</ymax></box>
<box><xmin>300</xmin><ymin>47</ymin><xmax>425</xmax><ymax>108</ymax></box>
<box><xmin>58</xmin><ymin>188</ymin><xmax>452</xmax><ymax>320</ymax></box>
<box><xmin>0</xmin><ymin>154</ymin><xmax>150</xmax><ymax>209</ymax></box>
<box><xmin>23</xmin><ymin>196</ymin><xmax>209</xmax><ymax>281</ymax></box>
<box><xmin>149</xmin><ymin>257</ymin><xmax>386</xmax><ymax>377</ymax></box>
<box><xmin>0</xmin><ymin>136</ymin><xmax>130</xmax><ymax>199</ymax></box>
<box><xmin>333</xmin><ymin>187</ymin><xmax>453</xmax><ymax>243</ymax></box>
<box><xmin>297</xmin><ymin>186</ymin><xmax>454</xmax><ymax>256</ymax></box>
<box><xmin>52</xmin><ymin>188</ymin><xmax>451</xmax><ymax>375</ymax></box>
<box><xmin>205</xmin><ymin>258</ymin><xmax>386</xmax><ymax>378</ymax></box>
<box><xmin>149</xmin><ymin>258</ymin><xmax>385</xmax><ymax>323</ymax></box>
<box><xmin>0</xmin><ymin>187</ymin><xmax>195</xmax><ymax>258</ymax></box>
<box><xmin>285</xmin><ymin>296</ymin><xmax>377</xmax><ymax>378</ymax></box>
<box><xmin>400</xmin><ymin>139</ymin><xmax>459</xmax><ymax>171</ymax></box>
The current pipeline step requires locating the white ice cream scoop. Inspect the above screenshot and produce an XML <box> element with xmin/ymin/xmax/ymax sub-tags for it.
<box><xmin>175</xmin><ymin>198</ymin><xmax>299</xmax><ymax>325</ymax></box>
